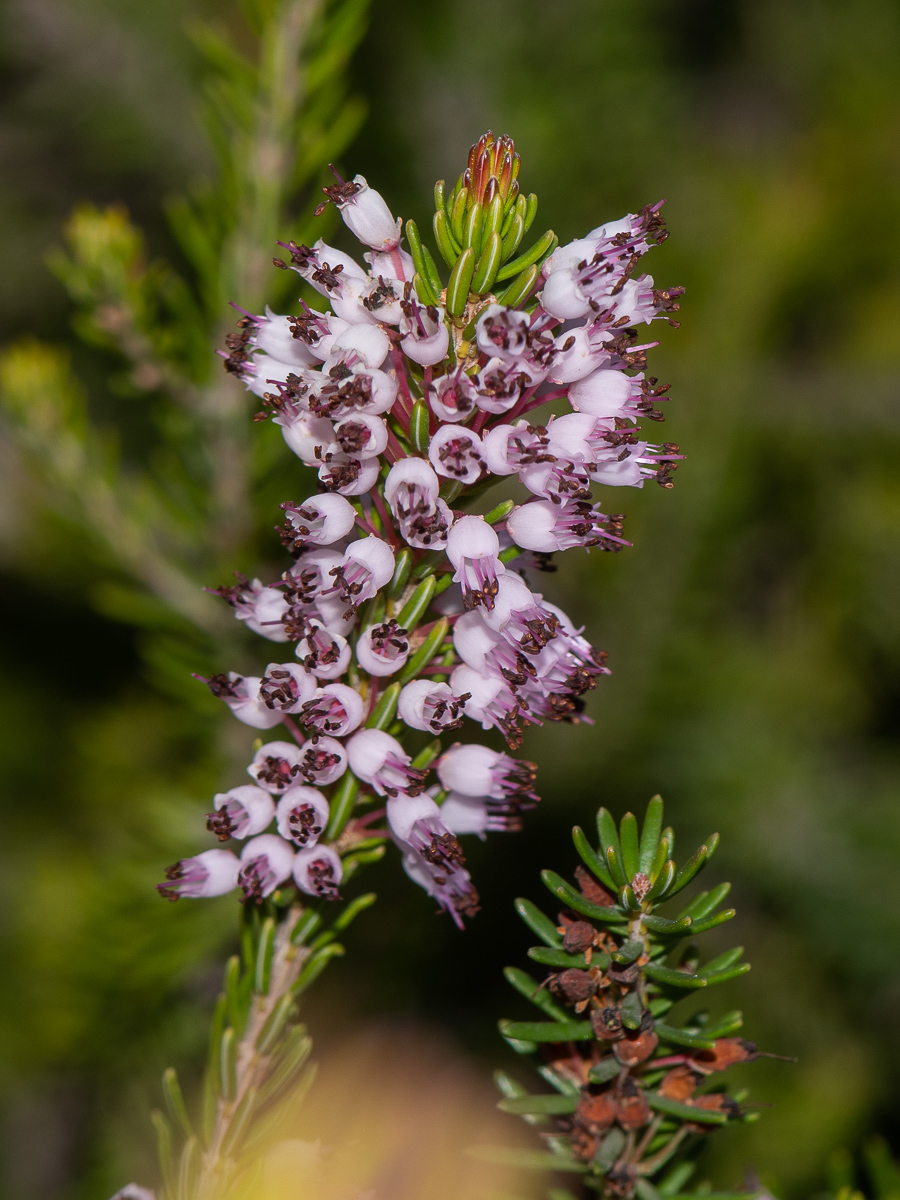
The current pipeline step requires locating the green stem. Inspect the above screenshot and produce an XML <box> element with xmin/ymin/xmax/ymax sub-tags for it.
<box><xmin>197</xmin><ymin>906</ymin><xmax>311</xmax><ymax>1197</ymax></box>
<box><xmin>210</xmin><ymin>0</ymin><xmax>324</xmax><ymax>561</ymax></box>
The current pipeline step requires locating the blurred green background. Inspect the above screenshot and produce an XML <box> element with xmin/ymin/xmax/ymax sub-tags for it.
<box><xmin>1</xmin><ymin>0</ymin><xmax>899</xmax><ymax>1197</ymax></box>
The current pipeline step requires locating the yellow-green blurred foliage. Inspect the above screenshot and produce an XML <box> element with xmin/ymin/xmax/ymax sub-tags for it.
<box><xmin>232</xmin><ymin>1028</ymin><xmax>544</xmax><ymax>1200</ymax></box>
<box><xmin>0</xmin><ymin>1</ymin><xmax>899</xmax><ymax>1198</ymax></box>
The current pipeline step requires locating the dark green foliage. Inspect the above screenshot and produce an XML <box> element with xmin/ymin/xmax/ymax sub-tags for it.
<box><xmin>824</xmin><ymin>1139</ymin><xmax>900</xmax><ymax>1200</ymax></box>
<box><xmin>478</xmin><ymin>798</ymin><xmax>784</xmax><ymax>1199</ymax></box>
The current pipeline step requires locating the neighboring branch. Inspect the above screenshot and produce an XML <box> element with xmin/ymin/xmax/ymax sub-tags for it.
<box><xmin>0</xmin><ymin>0</ymin><xmax>371</xmax><ymax>647</ymax></box>
<box><xmin>472</xmin><ymin>797</ymin><xmax>795</xmax><ymax>1200</ymax></box>
<box><xmin>0</xmin><ymin>341</ymin><xmax>228</xmax><ymax>634</ymax></box>
<box><xmin>206</xmin><ymin>0</ymin><xmax>326</xmax><ymax>559</ymax></box>
<box><xmin>153</xmin><ymin>892</ymin><xmax>376</xmax><ymax>1200</ymax></box>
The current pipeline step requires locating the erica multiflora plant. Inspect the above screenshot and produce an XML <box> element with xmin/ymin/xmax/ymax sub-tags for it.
<box><xmin>111</xmin><ymin>134</ymin><xmax>685</xmax><ymax>1199</ymax></box>
<box><xmin>474</xmin><ymin>797</ymin><xmax>793</xmax><ymax>1199</ymax></box>
<box><xmin>167</xmin><ymin>130</ymin><xmax>684</xmax><ymax>924</ymax></box>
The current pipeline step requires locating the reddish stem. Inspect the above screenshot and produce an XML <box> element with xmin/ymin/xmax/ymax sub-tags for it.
<box><xmin>390</xmin><ymin>344</ymin><xmax>414</xmax><ymax>412</ymax></box>
<box><xmin>384</xmin><ymin>426</ymin><xmax>407</xmax><ymax>464</ymax></box>
<box><xmin>389</xmin><ymin>245</ymin><xmax>408</xmax><ymax>282</ymax></box>
<box><xmin>371</xmin><ymin>487</ymin><xmax>399</xmax><ymax>544</ymax></box>
<box><xmin>522</xmin><ymin>391</ymin><xmax>563</xmax><ymax>415</ymax></box>
<box><xmin>353</xmin><ymin>504</ymin><xmax>380</xmax><ymax>537</ymax></box>
<box><xmin>281</xmin><ymin>714</ymin><xmax>307</xmax><ymax>745</ymax></box>
<box><xmin>363</xmin><ymin>683</ymin><xmax>380</xmax><ymax>723</ymax></box>
<box><xmin>357</xmin><ymin>806</ymin><xmax>387</xmax><ymax>827</ymax></box>
<box><xmin>472</xmin><ymin>409</ymin><xmax>490</xmax><ymax>435</ymax></box>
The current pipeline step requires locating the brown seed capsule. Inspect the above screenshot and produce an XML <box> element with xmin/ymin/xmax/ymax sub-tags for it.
<box><xmin>591</xmin><ymin>1005</ymin><xmax>624</xmax><ymax>1041</ymax></box>
<box><xmin>568</xmin><ymin>1126</ymin><xmax>598</xmax><ymax>1162</ymax></box>
<box><xmin>605</xmin><ymin>1162</ymin><xmax>638</xmax><ymax>1197</ymax></box>
<box><xmin>576</xmin><ymin>1088</ymin><xmax>617</xmax><ymax>1134</ymax></box>
<box><xmin>562</xmin><ymin>920</ymin><xmax>596</xmax><ymax>954</ymax></box>
<box><xmin>608</xmin><ymin>959</ymin><xmax>641</xmax><ymax>985</ymax></box>
<box><xmin>613</xmin><ymin>1015</ymin><xmax>659</xmax><ymax>1067</ymax></box>
<box><xmin>690</xmin><ymin>1037</ymin><xmax>758</xmax><ymax>1075</ymax></box>
<box><xmin>616</xmin><ymin>1076</ymin><xmax>651</xmax><ymax>1130</ymax></box>
<box><xmin>551</xmin><ymin>968</ymin><xmax>597</xmax><ymax>1005</ymax></box>
<box><xmin>659</xmin><ymin>1065</ymin><xmax>703</xmax><ymax>1102</ymax></box>
<box><xmin>575</xmin><ymin>864</ymin><xmax>616</xmax><ymax>907</ymax></box>
<box><xmin>684</xmin><ymin>1091</ymin><xmax>741</xmax><ymax>1133</ymax></box>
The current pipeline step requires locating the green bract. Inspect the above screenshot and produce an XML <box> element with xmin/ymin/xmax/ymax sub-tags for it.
<box><xmin>417</xmin><ymin>131</ymin><xmax>557</xmax><ymax>321</ymax></box>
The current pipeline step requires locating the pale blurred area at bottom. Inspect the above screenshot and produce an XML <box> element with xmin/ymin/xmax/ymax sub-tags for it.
<box><xmin>234</xmin><ymin>1025</ymin><xmax>546</xmax><ymax>1200</ymax></box>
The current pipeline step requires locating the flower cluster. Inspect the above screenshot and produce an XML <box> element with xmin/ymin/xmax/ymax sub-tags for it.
<box><xmin>164</xmin><ymin>133</ymin><xmax>682</xmax><ymax>926</ymax></box>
